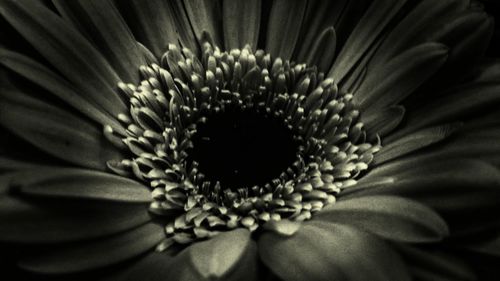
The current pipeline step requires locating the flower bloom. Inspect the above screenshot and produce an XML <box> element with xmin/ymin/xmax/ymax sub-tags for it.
<box><xmin>1</xmin><ymin>0</ymin><xmax>500</xmax><ymax>280</ymax></box>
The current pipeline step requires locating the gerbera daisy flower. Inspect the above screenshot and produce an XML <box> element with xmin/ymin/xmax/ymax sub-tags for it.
<box><xmin>1</xmin><ymin>0</ymin><xmax>500</xmax><ymax>280</ymax></box>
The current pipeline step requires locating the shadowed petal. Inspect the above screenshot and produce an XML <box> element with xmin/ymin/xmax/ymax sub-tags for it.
<box><xmin>346</xmin><ymin>159</ymin><xmax>500</xmax><ymax>235</ymax></box>
<box><xmin>52</xmin><ymin>0</ymin><xmax>145</xmax><ymax>83</ymax></box>
<box><xmin>302</xmin><ymin>27</ymin><xmax>336</xmax><ymax>73</ymax></box>
<box><xmin>390</xmin><ymin>82</ymin><xmax>500</xmax><ymax>141</ymax></box>
<box><xmin>107</xmin><ymin>252</ymin><xmax>176</xmax><ymax>281</ymax></box>
<box><xmin>223</xmin><ymin>0</ymin><xmax>261</xmax><ymax>50</ymax></box>
<box><xmin>374</xmin><ymin>123</ymin><xmax>460</xmax><ymax>165</ymax></box>
<box><xmin>462</xmin><ymin>234</ymin><xmax>500</xmax><ymax>257</ymax></box>
<box><xmin>355</xmin><ymin>43</ymin><xmax>449</xmax><ymax>113</ymax></box>
<box><xmin>0</xmin><ymin>171</ymin><xmax>151</xmax><ymax>243</ymax></box>
<box><xmin>13</xmin><ymin>168</ymin><xmax>151</xmax><ymax>203</ymax></box>
<box><xmin>170</xmin><ymin>229</ymin><xmax>258</xmax><ymax>281</ymax></box>
<box><xmin>0</xmin><ymin>85</ymin><xmax>122</xmax><ymax>170</ymax></box>
<box><xmin>362</xmin><ymin>106</ymin><xmax>405</xmax><ymax>138</ymax></box>
<box><xmin>328</xmin><ymin>0</ymin><xmax>407</xmax><ymax>83</ymax></box>
<box><xmin>425</xmin><ymin>11</ymin><xmax>494</xmax><ymax>72</ymax></box>
<box><xmin>295</xmin><ymin>0</ymin><xmax>345</xmax><ymax>64</ymax></box>
<box><xmin>370</xmin><ymin>0</ymin><xmax>468</xmax><ymax>65</ymax></box>
<box><xmin>259</xmin><ymin>221</ymin><xmax>410</xmax><ymax>281</ymax></box>
<box><xmin>410</xmin><ymin>11</ymin><xmax>495</xmax><ymax>101</ymax></box>
<box><xmin>115</xmin><ymin>0</ymin><xmax>185</xmax><ymax>57</ymax></box>
<box><xmin>395</xmin><ymin>245</ymin><xmax>476</xmax><ymax>281</ymax></box>
<box><xmin>19</xmin><ymin>222</ymin><xmax>163</xmax><ymax>274</ymax></box>
<box><xmin>433</xmin><ymin>128</ymin><xmax>500</xmax><ymax>166</ymax></box>
<box><xmin>265</xmin><ymin>0</ymin><xmax>307</xmax><ymax>60</ymax></box>
<box><xmin>0</xmin><ymin>49</ymin><xmax>125</xmax><ymax>134</ymax></box>
<box><xmin>0</xmin><ymin>0</ymin><xmax>127</xmax><ymax>116</ymax></box>
<box><xmin>183</xmin><ymin>0</ymin><xmax>222</xmax><ymax>47</ymax></box>
<box><xmin>315</xmin><ymin>196</ymin><xmax>449</xmax><ymax>243</ymax></box>
<box><xmin>0</xmin><ymin>157</ymin><xmax>46</xmax><ymax>171</ymax></box>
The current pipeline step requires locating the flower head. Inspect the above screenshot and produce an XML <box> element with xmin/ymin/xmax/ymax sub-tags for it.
<box><xmin>1</xmin><ymin>0</ymin><xmax>500</xmax><ymax>280</ymax></box>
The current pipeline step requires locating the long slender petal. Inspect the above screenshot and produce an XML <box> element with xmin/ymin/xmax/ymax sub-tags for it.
<box><xmin>370</xmin><ymin>0</ymin><xmax>468</xmax><ymax>65</ymax></box>
<box><xmin>0</xmin><ymin>0</ymin><xmax>127</xmax><ymax>116</ymax></box>
<box><xmin>0</xmin><ymin>172</ymin><xmax>150</xmax><ymax>243</ymax></box>
<box><xmin>302</xmin><ymin>27</ymin><xmax>336</xmax><ymax>73</ymax></box>
<box><xmin>362</xmin><ymin>106</ymin><xmax>405</xmax><ymax>138</ymax></box>
<box><xmin>345</xmin><ymin>159</ymin><xmax>500</xmax><ymax>235</ymax></box>
<box><xmin>462</xmin><ymin>234</ymin><xmax>500</xmax><ymax>257</ymax></box>
<box><xmin>115</xmin><ymin>0</ymin><xmax>182</xmax><ymax>57</ymax></box>
<box><xmin>295</xmin><ymin>0</ymin><xmax>345</xmax><ymax>62</ymax></box>
<box><xmin>14</xmin><ymin>168</ymin><xmax>150</xmax><ymax>203</ymax></box>
<box><xmin>328</xmin><ymin>0</ymin><xmax>407</xmax><ymax>83</ymax></box>
<box><xmin>259</xmin><ymin>221</ymin><xmax>410</xmax><ymax>281</ymax></box>
<box><xmin>390</xmin><ymin>83</ymin><xmax>500</xmax><ymax>141</ymax></box>
<box><xmin>395</xmin><ymin>245</ymin><xmax>476</xmax><ymax>281</ymax></box>
<box><xmin>19</xmin><ymin>222</ymin><xmax>163</xmax><ymax>274</ymax></box>
<box><xmin>183</xmin><ymin>0</ymin><xmax>222</xmax><ymax>47</ymax></box>
<box><xmin>374</xmin><ymin>123</ymin><xmax>459</xmax><ymax>165</ymax></box>
<box><xmin>107</xmin><ymin>252</ymin><xmax>176</xmax><ymax>281</ymax></box>
<box><xmin>265</xmin><ymin>0</ymin><xmax>307</xmax><ymax>60</ymax></box>
<box><xmin>316</xmin><ymin>196</ymin><xmax>449</xmax><ymax>243</ymax></box>
<box><xmin>0</xmin><ymin>86</ymin><xmax>122</xmax><ymax>170</ymax></box>
<box><xmin>0</xmin><ymin>49</ymin><xmax>125</xmax><ymax>134</ymax></box>
<box><xmin>170</xmin><ymin>229</ymin><xmax>258</xmax><ymax>281</ymax></box>
<box><xmin>222</xmin><ymin>0</ymin><xmax>261</xmax><ymax>50</ymax></box>
<box><xmin>52</xmin><ymin>0</ymin><xmax>145</xmax><ymax>83</ymax></box>
<box><xmin>355</xmin><ymin>43</ymin><xmax>448</xmax><ymax>113</ymax></box>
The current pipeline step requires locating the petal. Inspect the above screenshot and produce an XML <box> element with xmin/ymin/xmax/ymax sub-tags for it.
<box><xmin>19</xmin><ymin>222</ymin><xmax>163</xmax><ymax>274</ymax></box>
<box><xmin>0</xmin><ymin>0</ymin><xmax>126</xmax><ymax>116</ymax></box>
<box><xmin>183</xmin><ymin>0</ymin><xmax>222</xmax><ymax>47</ymax></box>
<box><xmin>0</xmin><ymin>85</ymin><xmax>122</xmax><ymax>170</ymax></box>
<box><xmin>370</xmin><ymin>0</ymin><xmax>468</xmax><ymax>65</ymax></box>
<box><xmin>0</xmin><ymin>175</ymin><xmax>150</xmax><ymax>243</ymax></box>
<box><xmin>295</xmin><ymin>0</ymin><xmax>345</xmax><ymax>63</ymax></box>
<box><xmin>390</xmin><ymin>82</ymin><xmax>500</xmax><ymax>140</ymax></box>
<box><xmin>315</xmin><ymin>196</ymin><xmax>449</xmax><ymax>243</ymax></box>
<box><xmin>259</xmin><ymin>221</ymin><xmax>410</xmax><ymax>281</ymax></box>
<box><xmin>107</xmin><ymin>252</ymin><xmax>176</xmax><ymax>281</ymax></box>
<box><xmin>355</xmin><ymin>42</ymin><xmax>449</xmax><ymax>113</ymax></box>
<box><xmin>0</xmin><ymin>128</ymin><xmax>61</xmax><ymax>170</ymax></box>
<box><xmin>395</xmin><ymin>245</ymin><xmax>476</xmax><ymax>281</ymax></box>
<box><xmin>462</xmin><ymin>234</ymin><xmax>500</xmax><ymax>257</ymax></box>
<box><xmin>170</xmin><ymin>229</ymin><xmax>258</xmax><ymax>281</ymax></box>
<box><xmin>115</xmin><ymin>0</ymin><xmax>185</xmax><ymax>57</ymax></box>
<box><xmin>52</xmin><ymin>0</ymin><xmax>145</xmax><ymax>83</ymax></box>
<box><xmin>301</xmin><ymin>27</ymin><xmax>336</xmax><ymax>73</ymax></box>
<box><xmin>265</xmin><ymin>0</ymin><xmax>307</xmax><ymax>60</ymax></box>
<box><xmin>362</xmin><ymin>106</ymin><xmax>405</xmax><ymax>138</ymax></box>
<box><xmin>465</xmin><ymin>59</ymin><xmax>500</xmax><ymax>84</ymax></box>
<box><xmin>0</xmin><ymin>156</ymin><xmax>45</xmax><ymax>171</ymax></box>
<box><xmin>425</xmin><ymin>11</ymin><xmax>493</xmax><ymax>63</ymax></box>
<box><xmin>373</xmin><ymin>123</ymin><xmax>460</xmax><ymax>165</ymax></box>
<box><xmin>0</xmin><ymin>49</ymin><xmax>125</xmax><ymax>134</ymax></box>
<box><xmin>416</xmin><ymin>10</ymin><xmax>494</xmax><ymax>96</ymax></box>
<box><xmin>328</xmin><ymin>0</ymin><xmax>407</xmax><ymax>83</ymax></box>
<box><xmin>222</xmin><ymin>0</ymin><xmax>261</xmax><ymax>50</ymax></box>
<box><xmin>13</xmin><ymin>168</ymin><xmax>150</xmax><ymax>203</ymax></box>
<box><xmin>263</xmin><ymin>219</ymin><xmax>301</xmax><ymax>237</ymax></box>
<box><xmin>434</xmin><ymin>130</ymin><xmax>500</xmax><ymax>166</ymax></box>
<box><xmin>347</xmin><ymin>159</ymin><xmax>500</xmax><ymax>235</ymax></box>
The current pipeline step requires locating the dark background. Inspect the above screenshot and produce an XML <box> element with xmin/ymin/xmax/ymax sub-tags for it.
<box><xmin>484</xmin><ymin>0</ymin><xmax>500</xmax><ymax>57</ymax></box>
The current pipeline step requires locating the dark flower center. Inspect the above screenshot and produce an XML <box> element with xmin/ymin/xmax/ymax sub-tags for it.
<box><xmin>189</xmin><ymin>106</ymin><xmax>298</xmax><ymax>191</ymax></box>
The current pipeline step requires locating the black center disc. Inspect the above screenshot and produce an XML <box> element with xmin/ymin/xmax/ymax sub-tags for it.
<box><xmin>189</xmin><ymin>107</ymin><xmax>298</xmax><ymax>191</ymax></box>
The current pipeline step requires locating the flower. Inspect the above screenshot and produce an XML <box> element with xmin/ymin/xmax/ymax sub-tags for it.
<box><xmin>1</xmin><ymin>0</ymin><xmax>500</xmax><ymax>280</ymax></box>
